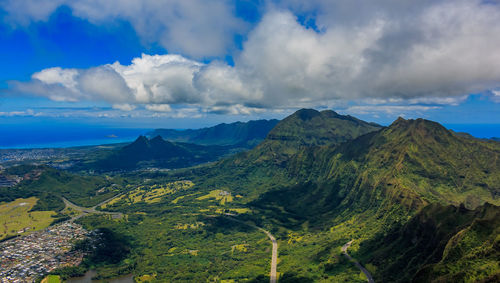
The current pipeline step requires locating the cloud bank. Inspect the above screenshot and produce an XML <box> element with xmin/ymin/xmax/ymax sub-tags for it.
<box><xmin>5</xmin><ymin>0</ymin><xmax>500</xmax><ymax>115</ymax></box>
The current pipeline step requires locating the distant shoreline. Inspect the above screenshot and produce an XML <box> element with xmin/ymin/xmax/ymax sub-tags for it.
<box><xmin>0</xmin><ymin>126</ymin><xmax>151</xmax><ymax>149</ymax></box>
<box><xmin>0</xmin><ymin>138</ymin><xmax>135</xmax><ymax>150</ymax></box>
<box><xmin>0</xmin><ymin>123</ymin><xmax>499</xmax><ymax>150</ymax></box>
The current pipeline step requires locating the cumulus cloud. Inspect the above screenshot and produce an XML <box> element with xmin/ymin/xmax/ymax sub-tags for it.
<box><xmin>345</xmin><ymin>105</ymin><xmax>441</xmax><ymax>116</ymax></box>
<box><xmin>7</xmin><ymin>0</ymin><xmax>500</xmax><ymax>115</ymax></box>
<box><xmin>0</xmin><ymin>0</ymin><xmax>246</xmax><ymax>58</ymax></box>
<box><xmin>0</xmin><ymin>109</ymin><xmax>37</xmax><ymax>117</ymax></box>
<box><xmin>112</xmin><ymin>103</ymin><xmax>136</xmax><ymax>111</ymax></box>
<box><xmin>145</xmin><ymin>104</ymin><xmax>171</xmax><ymax>112</ymax></box>
<box><xmin>489</xmin><ymin>90</ymin><xmax>500</xmax><ymax>103</ymax></box>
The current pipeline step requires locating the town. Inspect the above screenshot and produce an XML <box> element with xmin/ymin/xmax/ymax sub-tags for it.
<box><xmin>0</xmin><ymin>221</ymin><xmax>90</xmax><ymax>282</ymax></box>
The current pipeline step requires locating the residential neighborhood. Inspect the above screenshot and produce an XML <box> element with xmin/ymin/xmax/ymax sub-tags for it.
<box><xmin>0</xmin><ymin>222</ymin><xmax>90</xmax><ymax>282</ymax></box>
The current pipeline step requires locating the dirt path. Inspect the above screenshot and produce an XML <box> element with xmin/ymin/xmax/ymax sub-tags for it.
<box><xmin>223</xmin><ymin>215</ymin><xmax>278</xmax><ymax>283</ymax></box>
<box><xmin>342</xmin><ymin>240</ymin><xmax>375</xmax><ymax>283</ymax></box>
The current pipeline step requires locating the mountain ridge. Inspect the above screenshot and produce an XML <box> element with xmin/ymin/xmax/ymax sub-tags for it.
<box><xmin>85</xmin><ymin>135</ymin><xmax>235</xmax><ymax>171</ymax></box>
<box><xmin>147</xmin><ymin>119</ymin><xmax>279</xmax><ymax>147</ymax></box>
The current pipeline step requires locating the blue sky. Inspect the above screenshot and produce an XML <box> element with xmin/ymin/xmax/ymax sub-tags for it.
<box><xmin>0</xmin><ymin>0</ymin><xmax>499</xmax><ymax>130</ymax></box>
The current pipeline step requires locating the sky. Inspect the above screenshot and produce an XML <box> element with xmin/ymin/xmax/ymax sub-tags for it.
<box><xmin>0</xmin><ymin>0</ymin><xmax>499</xmax><ymax>129</ymax></box>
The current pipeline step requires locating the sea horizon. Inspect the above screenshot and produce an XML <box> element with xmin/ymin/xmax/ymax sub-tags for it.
<box><xmin>0</xmin><ymin>122</ymin><xmax>499</xmax><ymax>150</ymax></box>
<box><xmin>0</xmin><ymin>124</ymin><xmax>152</xmax><ymax>149</ymax></box>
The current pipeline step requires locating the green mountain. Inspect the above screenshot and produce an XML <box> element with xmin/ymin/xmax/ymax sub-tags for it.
<box><xmin>359</xmin><ymin>202</ymin><xmax>500</xmax><ymax>282</ymax></box>
<box><xmin>266</xmin><ymin>109</ymin><xmax>381</xmax><ymax>147</ymax></box>
<box><xmin>88</xmin><ymin>135</ymin><xmax>234</xmax><ymax>171</ymax></box>
<box><xmin>225</xmin><ymin>109</ymin><xmax>382</xmax><ymax>167</ymax></box>
<box><xmin>322</xmin><ymin>117</ymin><xmax>500</xmax><ymax>209</ymax></box>
<box><xmin>15</xmin><ymin>109</ymin><xmax>499</xmax><ymax>282</ymax></box>
<box><xmin>249</xmin><ymin>117</ymin><xmax>500</xmax><ymax>226</ymax></box>
<box><xmin>148</xmin><ymin>119</ymin><xmax>279</xmax><ymax>147</ymax></box>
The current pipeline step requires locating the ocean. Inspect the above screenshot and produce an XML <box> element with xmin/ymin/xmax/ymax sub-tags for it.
<box><xmin>0</xmin><ymin>124</ymin><xmax>151</xmax><ymax>149</ymax></box>
<box><xmin>0</xmin><ymin>123</ymin><xmax>499</xmax><ymax>149</ymax></box>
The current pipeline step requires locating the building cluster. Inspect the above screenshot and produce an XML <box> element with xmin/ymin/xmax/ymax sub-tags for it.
<box><xmin>0</xmin><ymin>173</ymin><xmax>20</xmax><ymax>187</ymax></box>
<box><xmin>0</xmin><ymin>222</ymin><xmax>90</xmax><ymax>282</ymax></box>
<box><xmin>0</xmin><ymin>149</ymin><xmax>65</xmax><ymax>163</ymax></box>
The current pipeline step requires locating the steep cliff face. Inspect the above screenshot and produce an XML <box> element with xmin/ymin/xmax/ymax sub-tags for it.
<box><xmin>358</xmin><ymin>203</ymin><xmax>500</xmax><ymax>283</ymax></box>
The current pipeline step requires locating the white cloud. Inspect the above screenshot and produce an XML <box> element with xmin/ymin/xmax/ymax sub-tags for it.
<box><xmin>0</xmin><ymin>109</ymin><xmax>37</xmax><ymax>117</ymax></box>
<box><xmin>112</xmin><ymin>103</ymin><xmax>136</xmax><ymax>111</ymax></box>
<box><xmin>32</xmin><ymin>67</ymin><xmax>78</xmax><ymax>90</ymax></box>
<box><xmin>79</xmin><ymin>66</ymin><xmax>134</xmax><ymax>103</ymax></box>
<box><xmin>346</xmin><ymin>105</ymin><xmax>441</xmax><ymax>116</ymax></box>
<box><xmin>489</xmin><ymin>90</ymin><xmax>500</xmax><ymax>103</ymax></box>
<box><xmin>0</xmin><ymin>0</ymin><xmax>246</xmax><ymax>58</ymax></box>
<box><xmin>8</xmin><ymin>0</ymin><xmax>500</xmax><ymax>115</ymax></box>
<box><xmin>0</xmin><ymin>0</ymin><xmax>65</xmax><ymax>25</ymax></box>
<box><xmin>110</xmin><ymin>54</ymin><xmax>203</xmax><ymax>104</ymax></box>
<box><xmin>145</xmin><ymin>104</ymin><xmax>171</xmax><ymax>112</ymax></box>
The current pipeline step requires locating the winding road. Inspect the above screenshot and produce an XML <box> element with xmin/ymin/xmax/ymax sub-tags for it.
<box><xmin>62</xmin><ymin>194</ymin><xmax>124</xmax><ymax>221</ymax></box>
<box><xmin>223</xmin><ymin>215</ymin><xmax>278</xmax><ymax>283</ymax></box>
<box><xmin>342</xmin><ymin>240</ymin><xmax>375</xmax><ymax>283</ymax></box>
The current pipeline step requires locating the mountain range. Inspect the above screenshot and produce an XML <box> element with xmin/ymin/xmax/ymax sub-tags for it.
<box><xmin>3</xmin><ymin>108</ymin><xmax>499</xmax><ymax>282</ymax></box>
<box><xmin>147</xmin><ymin>119</ymin><xmax>279</xmax><ymax>147</ymax></box>
<box><xmin>184</xmin><ymin>108</ymin><xmax>500</xmax><ymax>281</ymax></box>
<box><xmin>83</xmin><ymin>109</ymin><xmax>500</xmax><ymax>281</ymax></box>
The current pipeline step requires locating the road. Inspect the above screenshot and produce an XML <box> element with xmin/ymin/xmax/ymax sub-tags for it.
<box><xmin>62</xmin><ymin>194</ymin><xmax>124</xmax><ymax>221</ymax></box>
<box><xmin>342</xmin><ymin>240</ymin><xmax>375</xmax><ymax>283</ymax></box>
<box><xmin>224</xmin><ymin>215</ymin><xmax>278</xmax><ymax>283</ymax></box>
<box><xmin>258</xmin><ymin>227</ymin><xmax>278</xmax><ymax>283</ymax></box>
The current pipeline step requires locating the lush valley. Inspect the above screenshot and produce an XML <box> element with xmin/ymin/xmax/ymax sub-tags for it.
<box><xmin>1</xmin><ymin>109</ymin><xmax>499</xmax><ymax>282</ymax></box>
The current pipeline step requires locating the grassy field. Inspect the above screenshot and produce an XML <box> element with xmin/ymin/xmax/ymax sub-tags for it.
<box><xmin>196</xmin><ymin>189</ymin><xmax>234</xmax><ymax>205</ymax></box>
<box><xmin>101</xmin><ymin>180</ymin><xmax>194</xmax><ymax>208</ymax></box>
<box><xmin>0</xmin><ymin>197</ymin><xmax>56</xmax><ymax>240</ymax></box>
<box><xmin>41</xmin><ymin>275</ymin><xmax>61</xmax><ymax>283</ymax></box>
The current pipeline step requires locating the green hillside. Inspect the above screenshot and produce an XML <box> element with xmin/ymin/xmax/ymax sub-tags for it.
<box><xmin>83</xmin><ymin>135</ymin><xmax>236</xmax><ymax>172</ymax></box>
<box><xmin>252</xmin><ymin>109</ymin><xmax>381</xmax><ymax>162</ymax></box>
<box><xmin>318</xmin><ymin>117</ymin><xmax>500</xmax><ymax>210</ymax></box>
<box><xmin>11</xmin><ymin>109</ymin><xmax>499</xmax><ymax>282</ymax></box>
<box><xmin>358</xmin><ymin>203</ymin><xmax>500</xmax><ymax>282</ymax></box>
<box><xmin>246</xmin><ymin>117</ymin><xmax>500</xmax><ymax>232</ymax></box>
<box><xmin>0</xmin><ymin>165</ymin><xmax>123</xmax><ymax>210</ymax></box>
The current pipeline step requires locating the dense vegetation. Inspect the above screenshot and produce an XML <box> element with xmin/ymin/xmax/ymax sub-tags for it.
<box><xmin>76</xmin><ymin>135</ymin><xmax>243</xmax><ymax>172</ymax></box>
<box><xmin>0</xmin><ymin>165</ymin><xmax>124</xmax><ymax>210</ymax></box>
<box><xmin>3</xmin><ymin>109</ymin><xmax>499</xmax><ymax>282</ymax></box>
<box><xmin>358</xmin><ymin>203</ymin><xmax>500</xmax><ymax>282</ymax></box>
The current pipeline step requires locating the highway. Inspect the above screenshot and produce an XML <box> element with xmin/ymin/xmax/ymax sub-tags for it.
<box><xmin>224</xmin><ymin>214</ymin><xmax>278</xmax><ymax>283</ymax></box>
<box><xmin>62</xmin><ymin>194</ymin><xmax>124</xmax><ymax>221</ymax></box>
<box><xmin>342</xmin><ymin>240</ymin><xmax>375</xmax><ymax>283</ymax></box>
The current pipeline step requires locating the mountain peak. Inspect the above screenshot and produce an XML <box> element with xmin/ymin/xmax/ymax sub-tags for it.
<box><xmin>131</xmin><ymin>135</ymin><xmax>150</xmax><ymax>146</ymax></box>
<box><xmin>150</xmin><ymin>135</ymin><xmax>165</xmax><ymax>143</ymax></box>
<box><xmin>262</xmin><ymin>108</ymin><xmax>382</xmax><ymax>153</ymax></box>
<box><xmin>388</xmin><ymin>117</ymin><xmax>450</xmax><ymax>137</ymax></box>
<box><xmin>392</xmin><ymin>116</ymin><xmax>407</xmax><ymax>125</ymax></box>
<box><xmin>151</xmin><ymin>135</ymin><xmax>163</xmax><ymax>140</ymax></box>
<box><xmin>293</xmin><ymin>108</ymin><xmax>321</xmax><ymax>121</ymax></box>
<box><xmin>320</xmin><ymin>109</ymin><xmax>341</xmax><ymax>118</ymax></box>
